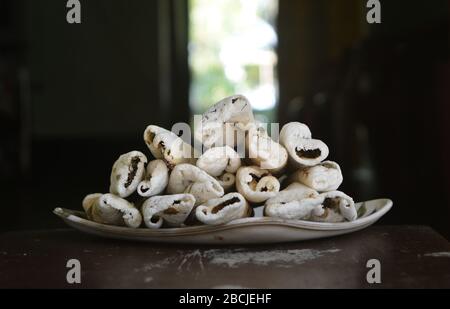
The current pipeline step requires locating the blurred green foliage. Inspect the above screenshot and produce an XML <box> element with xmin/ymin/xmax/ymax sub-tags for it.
<box><xmin>189</xmin><ymin>0</ymin><xmax>278</xmax><ymax>120</ymax></box>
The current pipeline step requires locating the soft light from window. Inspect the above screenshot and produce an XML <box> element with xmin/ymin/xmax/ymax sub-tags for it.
<box><xmin>189</xmin><ymin>0</ymin><xmax>279</xmax><ymax>119</ymax></box>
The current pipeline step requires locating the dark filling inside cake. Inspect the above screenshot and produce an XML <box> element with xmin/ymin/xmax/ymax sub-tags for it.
<box><xmin>248</xmin><ymin>172</ymin><xmax>270</xmax><ymax>191</ymax></box>
<box><xmin>124</xmin><ymin>156</ymin><xmax>141</xmax><ymax>188</ymax></box>
<box><xmin>295</xmin><ymin>147</ymin><xmax>321</xmax><ymax>159</ymax></box>
<box><xmin>316</xmin><ymin>198</ymin><xmax>341</xmax><ymax>218</ymax></box>
<box><xmin>163</xmin><ymin>207</ymin><xmax>179</xmax><ymax>215</ymax></box>
<box><xmin>211</xmin><ymin>197</ymin><xmax>241</xmax><ymax>214</ymax></box>
<box><xmin>147</xmin><ymin>131</ymin><xmax>155</xmax><ymax>144</ymax></box>
<box><xmin>150</xmin><ymin>216</ymin><xmax>160</xmax><ymax>224</ymax></box>
<box><xmin>249</xmin><ymin>173</ymin><xmax>269</xmax><ymax>182</ymax></box>
<box><xmin>323</xmin><ymin>197</ymin><xmax>340</xmax><ymax>210</ymax></box>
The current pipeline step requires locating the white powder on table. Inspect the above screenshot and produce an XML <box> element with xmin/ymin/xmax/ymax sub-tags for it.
<box><xmin>133</xmin><ymin>248</ymin><xmax>341</xmax><ymax>273</ymax></box>
<box><xmin>423</xmin><ymin>252</ymin><xmax>450</xmax><ymax>258</ymax></box>
<box><xmin>203</xmin><ymin>248</ymin><xmax>341</xmax><ymax>268</ymax></box>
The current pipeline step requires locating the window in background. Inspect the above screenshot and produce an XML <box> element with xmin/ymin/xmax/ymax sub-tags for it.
<box><xmin>188</xmin><ymin>0</ymin><xmax>279</xmax><ymax>123</ymax></box>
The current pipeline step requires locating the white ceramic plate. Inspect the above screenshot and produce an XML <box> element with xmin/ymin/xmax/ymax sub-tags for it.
<box><xmin>53</xmin><ymin>198</ymin><xmax>392</xmax><ymax>244</ymax></box>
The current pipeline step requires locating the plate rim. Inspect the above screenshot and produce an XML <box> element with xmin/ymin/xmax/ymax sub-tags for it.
<box><xmin>53</xmin><ymin>198</ymin><xmax>393</xmax><ymax>237</ymax></box>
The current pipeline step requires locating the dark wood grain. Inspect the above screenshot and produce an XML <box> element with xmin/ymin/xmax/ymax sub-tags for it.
<box><xmin>0</xmin><ymin>226</ymin><xmax>449</xmax><ymax>288</ymax></box>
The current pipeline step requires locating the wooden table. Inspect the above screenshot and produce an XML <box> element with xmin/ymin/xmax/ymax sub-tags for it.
<box><xmin>0</xmin><ymin>226</ymin><xmax>449</xmax><ymax>288</ymax></box>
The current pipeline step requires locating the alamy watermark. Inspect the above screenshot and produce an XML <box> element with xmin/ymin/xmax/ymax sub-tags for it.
<box><xmin>366</xmin><ymin>0</ymin><xmax>382</xmax><ymax>24</ymax></box>
<box><xmin>366</xmin><ymin>259</ymin><xmax>382</xmax><ymax>284</ymax></box>
<box><xmin>66</xmin><ymin>1</ymin><xmax>380</xmax><ymax>25</ymax></box>
<box><xmin>155</xmin><ymin>118</ymin><xmax>283</xmax><ymax>163</ymax></box>
<box><xmin>66</xmin><ymin>0</ymin><xmax>81</xmax><ymax>24</ymax></box>
<box><xmin>66</xmin><ymin>258</ymin><xmax>81</xmax><ymax>284</ymax></box>
<box><xmin>63</xmin><ymin>257</ymin><xmax>380</xmax><ymax>286</ymax></box>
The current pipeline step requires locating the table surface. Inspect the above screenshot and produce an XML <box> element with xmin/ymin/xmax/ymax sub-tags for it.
<box><xmin>0</xmin><ymin>225</ymin><xmax>449</xmax><ymax>288</ymax></box>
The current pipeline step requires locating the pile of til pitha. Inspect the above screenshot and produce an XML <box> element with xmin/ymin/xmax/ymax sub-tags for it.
<box><xmin>82</xmin><ymin>95</ymin><xmax>357</xmax><ymax>229</ymax></box>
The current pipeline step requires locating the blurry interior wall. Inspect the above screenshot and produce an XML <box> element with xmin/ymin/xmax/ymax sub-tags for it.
<box><xmin>278</xmin><ymin>0</ymin><xmax>450</xmax><ymax>237</ymax></box>
<box><xmin>0</xmin><ymin>0</ymin><xmax>190</xmax><ymax>230</ymax></box>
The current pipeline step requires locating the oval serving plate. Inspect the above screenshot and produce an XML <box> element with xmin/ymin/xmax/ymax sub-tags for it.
<box><xmin>53</xmin><ymin>198</ymin><xmax>392</xmax><ymax>244</ymax></box>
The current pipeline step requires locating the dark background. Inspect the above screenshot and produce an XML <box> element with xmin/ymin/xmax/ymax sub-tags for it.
<box><xmin>0</xmin><ymin>0</ymin><xmax>449</xmax><ymax>238</ymax></box>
